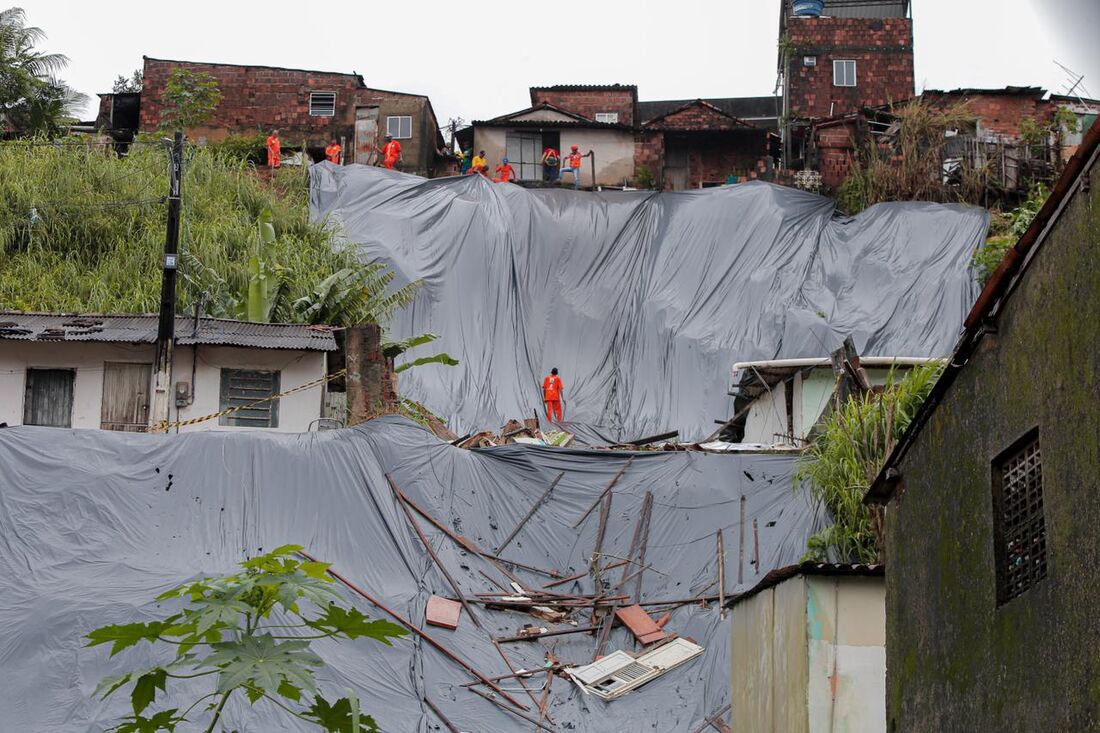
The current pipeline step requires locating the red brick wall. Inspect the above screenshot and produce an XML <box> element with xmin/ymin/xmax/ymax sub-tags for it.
<box><xmin>530</xmin><ymin>88</ymin><xmax>636</xmax><ymax>126</ymax></box>
<box><xmin>927</xmin><ymin>93</ymin><xmax>1053</xmax><ymax>141</ymax></box>
<box><xmin>814</xmin><ymin>121</ymin><xmax>859</xmax><ymax>190</ymax></box>
<box><xmin>634</xmin><ymin>130</ymin><xmax>664</xmax><ymax>184</ymax></box>
<box><xmin>646</xmin><ymin>104</ymin><xmax>749</xmax><ymax>131</ymax></box>
<box><xmin>785</xmin><ymin>17</ymin><xmax>913</xmax><ymax>119</ymax></box>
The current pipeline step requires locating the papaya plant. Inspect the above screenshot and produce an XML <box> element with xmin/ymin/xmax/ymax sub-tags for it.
<box><xmin>85</xmin><ymin>545</ymin><xmax>406</xmax><ymax>732</ymax></box>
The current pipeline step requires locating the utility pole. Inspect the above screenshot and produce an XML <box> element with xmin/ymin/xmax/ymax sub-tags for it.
<box><xmin>150</xmin><ymin>131</ymin><xmax>184</xmax><ymax>432</ymax></box>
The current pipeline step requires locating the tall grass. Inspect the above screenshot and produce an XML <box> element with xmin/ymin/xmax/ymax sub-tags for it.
<box><xmin>795</xmin><ymin>362</ymin><xmax>943</xmax><ymax>563</ymax></box>
<box><xmin>0</xmin><ymin>138</ymin><xmax>401</xmax><ymax>323</ymax></box>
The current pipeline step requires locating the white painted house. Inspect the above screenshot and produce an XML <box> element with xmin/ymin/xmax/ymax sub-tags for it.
<box><xmin>0</xmin><ymin>313</ymin><xmax>337</xmax><ymax>432</ymax></box>
<box><xmin>729</xmin><ymin>563</ymin><xmax>886</xmax><ymax>733</ymax></box>
<box><xmin>731</xmin><ymin>357</ymin><xmax>936</xmax><ymax>446</ymax></box>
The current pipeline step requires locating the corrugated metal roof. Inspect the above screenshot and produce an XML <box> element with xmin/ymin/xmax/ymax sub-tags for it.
<box><xmin>728</xmin><ymin>562</ymin><xmax>885</xmax><ymax>605</ymax></box>
<box><xmin>0</xmin><ymin>312</ymin><xmax>337</xmax><ymax>351</ymax></box>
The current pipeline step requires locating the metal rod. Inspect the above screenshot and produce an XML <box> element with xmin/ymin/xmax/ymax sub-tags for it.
<box><xmin>461</xmin><ymin>667</ymin><xmax>557</xmax><ymax>687</ymax></box>
<box><xmin>385</xmin><ymin>474</ymin><xmax>483</xmax><ymax>631</ymax></box>
<box><xmin>738</xmin><ymin>496</ymin><xmax>746</xmax><ymax>586</ymax></box>
<box><xmin>691</xmin><ymin>703</ymin><xmax>733</xmax><ymax>733</ymax></box>
<box><xmin>423</xmin><ymin>697</ymin><xmax>460</xmax><ymax>733</ymax></box>
<box><xmin>467</xmin><ymin>687</ymin><xmax>555</xmax><ymax>732</ymax></box>
<box><xmin>591</xmin><ymin>490</ymin><xmax>613</xmax><ymax>589</ymax></box>
<box><xmin>573</xmin><ymin>457</ymin><xmax>633</xmax><ymax>528</ymax></box>
<box><xmin>496</xmin><ymin>471</ymin><xmax>564</xmax><ymax>553</ymax></box>
<box><xmin>753</xmin><ymin>517</ymin><xmax>760</xmax><ymax>570</ymax></box>
<box><xmin>491</xmin><ymin>638</ymin><xmax>545</xmax><ymax>714</ymax></box>
<box><xmin>632</xmin><ymin>493</ymin><xmax>654</xmax><ymax>604</ymax></box>
<box><xmin>294</xmin><ymin>550</ymin><xmax>529</xmax><ymax>712</ymax></box>
<box><xmin>717</xmin><ymin>529</ymin><xmax>726</xmax><ymax>616</ymax></box>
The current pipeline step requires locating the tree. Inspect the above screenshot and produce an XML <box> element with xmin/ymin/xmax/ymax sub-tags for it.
<box><xmin>112</xmin><ymin>68</ymin><xmax>143</xmax><ymax>93</ymax></box>
<box><xmin>85</xmin><ymin>545</ymin><xmax>407</xmax><ymax>732</ymax></box>
<box><xmin>795</xmin><ymin>363</ymin><xmax>942</xmax><ymax>563</ymax></box>
<box><xmin>159</xmin><ymin>67</ymin><xmax>222</xmax><ymax>131</ymax></box>
<box><xmin>0</xmin><ymin>7</ymin><xmax>86</xmax><ymax>135</ymax></box>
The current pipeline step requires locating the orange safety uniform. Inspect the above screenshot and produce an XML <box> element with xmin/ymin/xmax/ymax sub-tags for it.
<box><xmin>568</xmin><ymin>151</ymin><xmax>583</xmax><ymax>168</ymax></box>
<box><xmin>494</xmin><ymin>163</ymin><xmax>515</xmax><ymax>183</ymax></box>
<box><xmin>543</xmin><ymin>374</ymin><xmax>564</xmax><ymax>422</ymax></box>
<box><xmin>325</xmin><ymin>143</ymin><xmax>341</xmax><ymax>164</ymax></box>
<box><xmin>266</xmin><ymin>135</ymin><xmax>281</xmax><ymax>168</ymax></box>
<box><xmin>382</xmin><ymin>139</ymin><xmax>402</xmax><ymax>169</ymax></box>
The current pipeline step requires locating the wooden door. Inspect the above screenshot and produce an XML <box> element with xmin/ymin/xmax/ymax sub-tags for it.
<box><xmin>664</xmin><ymin>143</ymin><xmax>689</xmax><ymax>191</ymax></box>
<box><xmin>101</xmin><ymin>362</ymin><xmax>151</xmax><ymax>431</ymax></box>
<box><xmin>23</xmin><ymin>368</ymin><xmax>74</xmax><ymax>427</ymax></box>
<box><xmin>354</xmin><ymin>107</ymin><xmax>380</xmax><ymax>165</ymax></box>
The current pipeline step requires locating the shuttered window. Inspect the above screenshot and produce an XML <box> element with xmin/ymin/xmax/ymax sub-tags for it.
<box><xmin>23</xmin><ymin>368</ymin><xmax>75</xmax><ymax>427</ymax></box>
<box><xmin>218</xmin><ymin>369</ymin><xmax>280</xmax><ymax>428</ymax></box>
<box><xmin>309</xmin><ymin>92</ymin><xmax>336</xmax><ymax>117</ymax></box>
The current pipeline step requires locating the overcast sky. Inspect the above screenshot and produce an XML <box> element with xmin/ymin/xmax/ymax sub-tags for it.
<box><xmin>15</xmin><ymin>0</ymin><xmax>1100</xmax><ymax>126</ymax></box>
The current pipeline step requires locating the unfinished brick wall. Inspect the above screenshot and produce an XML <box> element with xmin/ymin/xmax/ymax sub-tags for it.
<box><xmin>927</xmin><ymin>92</ymin><xmax>1054</xmax><ymax>141</ymax></box>
<box><xmin>785</xmin><ymin>17</ymin><xmax>913</xmax><ymax>119</ymax></box>
<box><xmin>530</xmin><ymin>86</ymin><xmax>637</xmax><ymax>126</ymax></box>
<box><xmin>814</xmin><ymin>120</ymin><xmax>860</xmax><ymax>190</ymax></box>
<box><xmin>634</xmin><ymin>131</ymin><xmax>664</xmax><ymax>183</ymax></box>
<box><xmin>645</xmin><ymin>103</ymin><xmax>752</xmax><ymax>132</ymax></box>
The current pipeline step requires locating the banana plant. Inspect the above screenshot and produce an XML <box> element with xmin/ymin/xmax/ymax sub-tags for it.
<box><xmin>382</xmin><ymin>333</ymin><xmax>458</xmax><ymax>374</ymax></box>
<box><xmin>246</xmin><ymin>208</ymin><xmax>277</xmax><ymax>322</ymax></box>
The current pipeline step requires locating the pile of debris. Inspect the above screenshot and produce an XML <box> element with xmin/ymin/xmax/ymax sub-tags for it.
<box><xmin>451</xmin><ymin>417</ymin><xmax>576</xmax><ymax>449</ymax></box>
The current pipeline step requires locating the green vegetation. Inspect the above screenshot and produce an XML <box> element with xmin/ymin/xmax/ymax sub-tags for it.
<box><xmin>159</xmin><ymin>68</ymin><xmax>223</xmax><ymax>131</ymax></box>
<box><xmin>973</xmin><ymin>182</ymin><xmax>1049</xmax><ymax>285</ymax></box>
<box><xmin>85</xmin><ymin>545</ymin><xmax>406</xmax><ymax>732</ymax></box>
<box><xmin>383</xmin><ymin>333</ymin><xmax>458</xmax><ymax>374</ymax></box>
<box><xmin>112</xmin><ymin>68</ymin><xmax>143</xmax><ymax>94</ymax></box>
<box><xmin>0</xmin><ymin>7</ymin><xmax>86</xmax><ymax>136</ymax></box>
<box><xmin>0</xmin><ymin>141</ymin><xmax>418</xmax><ymax>326</ymax></box>
<box><xmin>634</xmin><ymin>164</ymin><xmax>654</xmax><ymax>190</ymax></box>
<box><xmin>795</xmin><ymin>363</ymin><xmax>943</xmax><ymax>563</ymax></box>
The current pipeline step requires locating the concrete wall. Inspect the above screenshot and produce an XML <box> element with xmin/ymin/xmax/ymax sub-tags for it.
<box><xmin>805</xmin><ymin>576</ymin><xmax>886</xmax><ymax>733</ymax></box>
<box><xmin>730</xmin><ymin>574</ymin><xmax>885</xmax><ymax>733</ymax></box>
<box><xmin>0</xmin><ymin>341</ymin><xmax>325</xmax><ymax>432</ymax></box>
<box><xmin>472</xmin><ymin>126</ymin><xmax>635</xmax><ymax>186</ymax></box>
<box><xmin>743</xmin><ymin>379</ymin><xmax>789</xmax><ymax>444</ymax></box>
<box><xmin>884</xmin><ymin>154</ymin><xmax>1100</xmax><ymax>730</ymax></box>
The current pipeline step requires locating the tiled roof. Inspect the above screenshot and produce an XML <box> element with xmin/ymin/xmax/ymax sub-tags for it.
<box><xmin>0</xmin><ymin>312</ymin><xmax>337</xmax><ymax>351</ymax></box>
<box><xmin>638</xmin><ymin>96</ymin><xmax>782</xmax><ymax>124</ymax></box>
<box><xmin>530</xmin><ymin>84</ymin><xmax>637</xmax><ymax>92</ymax></box>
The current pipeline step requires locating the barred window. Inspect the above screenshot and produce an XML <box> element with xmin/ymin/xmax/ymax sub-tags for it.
<box><xmin>991</xmin><ymin>428</ymin><xmax>1046</xmax><ymax>605</ymax></box>
<box><xmin>219</xmin><ymin>369</ymin><xmax>280</xmax><ymax>428</ymax></box>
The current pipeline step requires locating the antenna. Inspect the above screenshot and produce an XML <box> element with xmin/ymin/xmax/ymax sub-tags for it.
<box><xmin>1053</xmin><ymin>60</ymin><xmax>1092</xmax><ymax>102</ymax></box>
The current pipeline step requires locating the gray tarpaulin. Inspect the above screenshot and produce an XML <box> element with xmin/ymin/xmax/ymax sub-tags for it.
<box><xmin>0</xmin><ymin>417</ymin><xmax>826</xmax><ymax>731</ymax></box>
<box><xmin>310</xmin><ymin>166</ymin><xmax>988</xmax><ymax>442</ymax></box>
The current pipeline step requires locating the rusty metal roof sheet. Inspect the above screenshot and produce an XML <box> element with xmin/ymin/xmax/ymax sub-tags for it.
<box><xmin>0</xmin><ymin>312</ymin><xmax>337</xmax><ymax>351</ymax></box>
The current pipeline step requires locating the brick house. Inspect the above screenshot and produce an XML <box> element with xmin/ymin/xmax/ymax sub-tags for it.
<box><xmin>98</xmin><ymin>57</ymin><xmax>446</xmax><ymax>175</ymax></box>
<box><xmin>778</xmin><ymin>0</ymin><xmax>914</xmax><ymax>169</ymax></box>
<box><xmin>471</xmin><ymin>84</ymin><xmax>775</xmax><ymax>190</ymax></box>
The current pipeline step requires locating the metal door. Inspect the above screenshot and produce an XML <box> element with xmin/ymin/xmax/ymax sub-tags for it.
<box><xmin>354</xmin><ymin>106</ymin><xmax>381</xmax><ymax>165</ymax></box>
<box><xmin>23</xmin><ymin>368</ymin><xmax>74</xmax><ymax>427</ymax></box>
<box><xmin>505</xmin><ymin>132</ymin><xmax>542</xmax><ymax>180</ymax></box>
<box><xmin>101</xmin><ymin>362</ymin><xmax>151</xmax><ymax>431</ymax></box>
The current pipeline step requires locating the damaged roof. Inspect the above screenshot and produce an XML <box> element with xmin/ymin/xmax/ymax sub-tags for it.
<box><xmin>728</xmin><ymin>562</ymin><xmax>885</xmax><ymax>605</ymax></box>
<box><xmin>0</xmin><ymin>312</ymin><xmax>337</xmax><ymax>351</ymax></box>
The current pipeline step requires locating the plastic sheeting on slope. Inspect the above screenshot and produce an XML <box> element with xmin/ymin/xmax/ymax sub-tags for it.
<box><xmin>311</xmin><ymin>166</ymin><xmax>988</xmax><ymax>442</ymax></box>
<box><xmin>0</xmin><ymin>417</ymin><xmax>825</xmax><ymax>732</ymax></box>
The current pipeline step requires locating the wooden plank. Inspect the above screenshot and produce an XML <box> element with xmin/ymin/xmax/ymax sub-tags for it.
<box><xmin>591</xmin><ymin>490</ymin><xmax>613</xmax><ymax>588</ymax></box>
<box><xmin>422</xmin><ymin>697</ymin><xmax>460</xmax><ymax>733</ymax></box>
<box><xmin>632</xmin><ymin>492</ymin><xmax>654</xmax><ymax>603</ymax></box>
<box><xmin>496</xmin><ymin>471</ymin><xmax>564</xmax><ymax>553</ymax></box>
<box><xmin>614</xmin><ymin>604</ymin><xmax>668</xmax><ymax>645</ymax></box>
<box><xmin>717</xmin><ymin>529</ymin><xmax>726</xmax><ymax>617</ymax></box>
<box><xmin>738</xmin><ymin>496</ymin><xmax>746</xmax><ymax>585</ymax></box>
<box><xmin>426</xmin><ymin>595</ymin><xmax>462</xmax><ymax>630</ymax></box>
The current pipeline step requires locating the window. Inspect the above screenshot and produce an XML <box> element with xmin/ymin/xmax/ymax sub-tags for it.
<box><xmin>219</xmin><ymin>369</ymin><xmax>280</xmax><ymax>428</ymax></box>
<box><xmin>594</xmin><ymin>112</ymin><xmax>619</xmax><ymax>124</ymax></box>
<box><xmin>386</xmin><ymin>115</ymin><xmax>412</xmax><ymax>139</ymax></box>
<box><xmin>833</xmin><ymin>60</ymin><xmax>857</xmax><ymax>87</ymax></box>
<box><xmin>309</xmin><ymin>92</ymin><xmax>336</xmax><ymax>117</ymax></box>
<box><xmin>23</xmin><ymin>368</ymin><xmax>74</xmax><ymax>427</ymax></box>
<box><xmin>991</xmin><ymin>428</ymin><xmax>1047</xmax><ymax>605</ymax></box>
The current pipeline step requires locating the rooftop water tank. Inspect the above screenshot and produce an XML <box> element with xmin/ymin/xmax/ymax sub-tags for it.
<box><xmin>792</xmin><ymin>0</ymin><xmax>824</xmax><ymax>16</ymax></box>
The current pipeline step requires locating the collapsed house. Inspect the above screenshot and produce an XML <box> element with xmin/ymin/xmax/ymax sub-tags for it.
<box><xmin>311</xmin><ymin>163</ymin><xmax>988</xmax><ymax>444</ymax></box>
<box><xmin>0</xmin><ymin>416</ymin><xmax>828</xmax><ymax>731</ymax></box>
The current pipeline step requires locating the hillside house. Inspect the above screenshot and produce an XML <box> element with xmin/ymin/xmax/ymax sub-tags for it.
<box><xmin>865</xmin><ymin>118</ymin><xmax>1100</xmax><ymax>730</ymax></box>
<box><xmin>0</xmin><ymin>313</ymin><xmax>336</xmax><ymax>432</ymax></box>
<box><xmin>97</xmin><ymin>57</ymin><xmax>447</xmax><ymax>175</ymax></box>
<box><xmin>471</xmin><ymin>85</ymin><xmax>776</xmax><ymax>189</ymax></box>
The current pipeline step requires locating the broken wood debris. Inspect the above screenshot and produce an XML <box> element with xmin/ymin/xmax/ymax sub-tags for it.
<box><xmin>454</xmin><ymin>418</ymin><xmax>576</xmax><ymax>449</ymax></box>
<box><xmin>495</xmin><ymin>471</ymin><xmax>564</xmax><ymax>553</ymax></box>
<box><xmin>426</xmin><ymin>595</ymin><xmax>462</xmax><ymax>630</ymax></box>
<box><xmin>423</xmin><ymin>696</ymin><xmax>461</xmax><ymax>733</ymax></box>
<box><xmin>614</xmin><ymin>604</ymin><xmax>670</xmax><ymax>645</ymax></box>
<box><xmin>574</xmin><ymin>456</ymin><xmax>633</xmax><ymax>528</ymax></box>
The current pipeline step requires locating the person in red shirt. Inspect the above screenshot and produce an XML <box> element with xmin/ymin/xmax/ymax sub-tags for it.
<box><xmin>382</xmin><ymin>135</ymin><xmax>402</xmax><ymax>169</ymax></box>
<box><xmin>325</xmin><ymin>140</ymin><xmax>341</xmax><ymax>164</ymax></box>
<box><xmin>560</xmin><ymin>144</ymin><xmax>590</xmax><ymax>189</ymax></box>
<box><xmin>543</xmin><ymin>367</ymin><xmax>564</xmax><ymax>422</ymax></box>
<box><xmin>265</xmin><ymin>129</ymin><xmax>281</xmax><ymax>169</ymax></box>
<box><xmin>541</xmin><ymin>146</ymin><xmax>560</xmax><ymax>182</ymax></box>
<box><xmin>494</xmin><ymin>157</ymin><xmax>516</xmax><ymax>183</ymax></box>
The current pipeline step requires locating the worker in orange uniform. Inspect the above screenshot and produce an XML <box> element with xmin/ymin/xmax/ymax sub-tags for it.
<box><xmin>543</xmin><ymin>367</ymin><xmax>564</xmax><ymax>423</ymax></box>
<box><xmin>382</xmin><ymin>134</ymin><xmax>402</xmax><ymax>169</ymax></box>
<box><xmin>494</xmin><ymin>157</ymin><xmax>516</xmax><ymax>183</ymax></box>
<box><xmin>560</xmin><ymin>145</ymin><xmax>590</xmax><ymax>189</ymax></box>
<box><xmin>265</xmin><ymin>129</ymin><xmax>281</xmax><ymax>169</ymax></box>
<box><xmin>325</xmin><ymin>139</ymin><xmax>341</xmax><ymax>164</ymax></box>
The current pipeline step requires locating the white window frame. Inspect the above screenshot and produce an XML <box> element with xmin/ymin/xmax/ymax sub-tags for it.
<box><xmin>386</xmin><ymin>115</ymin><xmax>413</xmax><ymax>139</ymax></box>
<box><xmin>833</xmin><ymin>60</ymin><xmax>857</xmax><ymax>88</ymax></box>
<box><xmin>594</xmin><ymin>112</ymin><xmax>619</xmax><ymax>124</ymax></box>
<box><xmin>309</xmin><ymin>92</ymin><xmax>337</xmax><ymax>117</ymax></box>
